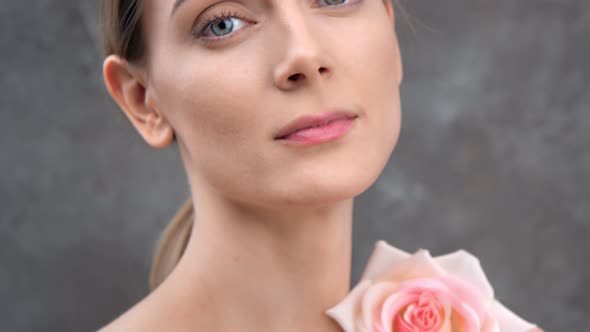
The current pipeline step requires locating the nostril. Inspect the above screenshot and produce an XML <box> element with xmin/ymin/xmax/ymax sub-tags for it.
<box><xmin>286</xmin><ymin>67</ymin><xmax>327</xmax><ymax>82</ymax></box>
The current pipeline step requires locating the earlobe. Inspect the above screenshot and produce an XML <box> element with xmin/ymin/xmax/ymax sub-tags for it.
<box><xmin>102</xmin><ymin>55</ymin><xmax>174</xmax><ymax>148</ymax></box>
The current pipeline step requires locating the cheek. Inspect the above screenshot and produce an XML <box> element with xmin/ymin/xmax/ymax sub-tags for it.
<box><xmin>354</xmin><ymin>17</ymin><xmax>402</xmax><ymax>113</ymax></box>
<box><xmin>346</xmin><ymin>21</ymin><xmax>402</xmax><ymax>171</ymax></box>
<box><xmin>156</xmin><ymin>53</ymin><xmax>266</xmax><ymax>157</ymax></box>
<box><xmin>153</xmin><ymin>56</ymin><xmax>271</xmax><ymax>197</ymax></box>
<box><xmin>167</xmin><ymin>66</ymin><xmax>257</xmax><ymax>140</ymax></box>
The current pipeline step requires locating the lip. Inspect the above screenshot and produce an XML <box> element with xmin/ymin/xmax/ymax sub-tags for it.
<box><xmin>274</xmin><ymin>111</ymin><xmax>359</xmax><ymax>140</ymax></box>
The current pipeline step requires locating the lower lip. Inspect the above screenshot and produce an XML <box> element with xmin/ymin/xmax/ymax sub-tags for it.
<box><xmin>276</xmin><ymin>118</ymin><xmax>356</xmax><ymax>146</ymax></box>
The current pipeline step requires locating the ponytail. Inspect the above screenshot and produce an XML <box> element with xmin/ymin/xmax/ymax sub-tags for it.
<box><xmin>148</xmin><ymin>197</ymin><xmax>194</xmax><ymax>291</ymax></box>
<box><xmin>99</xmin><ymin>0</ymin><xmax>191</xmax><ymax>292</ymax></box>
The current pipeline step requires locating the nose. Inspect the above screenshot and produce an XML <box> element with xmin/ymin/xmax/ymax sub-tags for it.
<box><xmin>272</xmin><ymin>11</ymin><xmax>332</xmax><ymax>91</ymax></box>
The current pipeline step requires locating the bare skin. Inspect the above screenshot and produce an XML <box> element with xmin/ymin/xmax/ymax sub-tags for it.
<box><xmin>100</xmin><ymin>0</ymin><xmax>403</xmax><ymax>331</ymax></box>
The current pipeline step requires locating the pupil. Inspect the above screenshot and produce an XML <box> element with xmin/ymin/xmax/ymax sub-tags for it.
<box><xmin>212</xmin><ymin>18</ymin><xmax>233</xmax><ymax>36</ymax></box>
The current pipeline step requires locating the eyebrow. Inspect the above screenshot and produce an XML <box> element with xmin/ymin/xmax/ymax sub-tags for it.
<box><xmin>171</xmin><ymin>0</ymin><xmax>189</xmax><ymax>17</ymax></box>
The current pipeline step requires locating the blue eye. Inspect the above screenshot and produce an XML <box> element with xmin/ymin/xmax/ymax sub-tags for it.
<box><xmin>194</xmin><ymin>0</ymin><xmax>363</xmax><ymax>43</ymax></box>
<box><xmin>314</xmin><ymin>0</ymin><xmax>363</xmax><ymax>8</ymax></box>
<box><xmin>324</xmin><ymin>0</ymin><xmax>347</xmax><ymax>4</ymax></box>
<box><xmin>196</xmin><ymin>11</ymin><xmax>251</xmax><ymax>40</ymax></box>
<box><xmin>210</xmin><ymin>18</ymin><xmax>234</xmax><ymax>36</ymax></box>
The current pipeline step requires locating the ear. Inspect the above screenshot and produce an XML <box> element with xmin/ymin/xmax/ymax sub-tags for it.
<box><xmin>383</xmin><ymin>0</ymin><xmax>395</xmax><ymax>26</ymax></box>
<box><xmin>102</xmin><ymin>55</ymin><xmax>174</xmax><ymax>148</ymax></box>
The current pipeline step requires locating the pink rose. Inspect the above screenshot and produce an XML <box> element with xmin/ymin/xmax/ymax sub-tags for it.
<box><xmin>326</xmin><ymin>241</ymin><xmax>542</xmax><ymax>332</ymax></box>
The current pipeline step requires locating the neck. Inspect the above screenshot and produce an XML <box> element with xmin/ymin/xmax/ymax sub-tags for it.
<box><xmin>168</xmin><ymin>184</ymin><xmax>353</xmax><ymax>332</ymax></box>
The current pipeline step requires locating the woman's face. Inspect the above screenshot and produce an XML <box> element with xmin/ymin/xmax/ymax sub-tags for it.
<box><xmin>141</xmin><ymin>0</ymin><xmax>403</xmax><ymax>208</ymax></box>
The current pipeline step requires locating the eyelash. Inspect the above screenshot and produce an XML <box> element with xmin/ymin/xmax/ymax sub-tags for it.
<box><xmin>193</xmin><ymin>10</ymin><xmax>249</xmax><ymax>40</ymax></box>
<box><xmin>193</xmin><ymin>0</ymin><xmax>364</xmax><ymax>44</ymax></box>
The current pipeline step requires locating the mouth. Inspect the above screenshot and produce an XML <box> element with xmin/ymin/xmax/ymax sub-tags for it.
<box><xmin>274</xmin><ymin>110</ymin><xmax>359</xmax><ymax>145</ymax></box>
<box><xmin>274</xmin><ymin>111</ymin><xmax>358</xmax><ymax>139</ymax></box>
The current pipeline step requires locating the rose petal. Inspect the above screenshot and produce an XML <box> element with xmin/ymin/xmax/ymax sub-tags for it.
<box><xmin>438</xmin><ymin>274</ymin><xmax>489</xmax><ymax>321</ymax></box>
<box><xmin>375</xmin><ymin>249</ymin><xmax>446</xmax><ymax>283</ymax></box>
<box><xmin>360</xmin><ymin>282</ymin><xmax>399</xmax><ymax>331</ymax></box>
<box><xmin>393</xmin><ymin>312</ymin><xmax>420</xmax><ymax>332</ymax></box>
<box><xmin>435</xmin><ymin>249</ymin><xmax>495</xmax><ymax>300</ymax></box>
<box><xmin>381</xmin><ymin>291</ymin><xmax>420</xmax><ymax>332</ymax></box>
<box><xmin>383</xmin><ymin>278</ymin><xmax>480</xmax><ymax>332</ymax></box>
<box><xmin>326</xmin><ymin>280</ymin><xmax>372</xmax><ymax>332</ymax></box>
<box><xmin>482</xmin><ymin>312</ymin><xmax>501</xmax><ymax>332</ymax></box>
<box><xmin>361</xmin><ymin>241</ymin><xmax>411</xmax><ymax>281</ymax></box>
<box><xmin>394</xmin><ymin>277</ymin><xmax>484</xmax><ymax>331</ymax></box>
<box><xmin>490</xmin><ymin>300</ymin><xmax>540</xmax><ymax>332</ymax></box>
<box><xmin>439</xmin><ymin>314</ymin><xmax>453</xmax><ymax>332</ymax></box>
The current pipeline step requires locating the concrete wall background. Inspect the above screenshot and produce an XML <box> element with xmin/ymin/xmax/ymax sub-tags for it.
<box><xmin>1</xmin><ymin>0</ymin><xmax>588</xmax><ymax>330</ymax></box>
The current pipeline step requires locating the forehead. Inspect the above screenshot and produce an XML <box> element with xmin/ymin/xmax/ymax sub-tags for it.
<box><xmin>143</xmin><ymin>0</ymin><xmax>176</xmax><ymax>18</ymax></box>
<box><xmin>141</xmin><ymin>0</ymin><xmax>179</xmax><ymax>39</ymax></box>
<box><xmin>149</xmin><ymin>0</ymin><xmax>282</xmax><ymax>19</ymax></box>
<box><xmin>142</xmin><ymin>0</ymin><xmax>211</xmax><ymax>27</ymax></box>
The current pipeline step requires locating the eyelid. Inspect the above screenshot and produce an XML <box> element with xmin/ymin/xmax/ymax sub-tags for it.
<box><xmin>311</xmin><ymin>0</ymin><xmax>363</xmax><ymax>9</ymax></box>
<box><xmin>193</xmin><ymin>9</ymin><xmax>249</xmax><ymax>36</ymax></box>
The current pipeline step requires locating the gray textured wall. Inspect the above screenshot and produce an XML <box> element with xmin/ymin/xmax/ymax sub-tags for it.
<box><xmin>1</xmin><ymin>0</ymin><xmax>588</xmax><ymax>331</ymax></box>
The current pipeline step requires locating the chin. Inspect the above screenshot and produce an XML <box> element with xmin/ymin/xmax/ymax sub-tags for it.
<box><xmin>267</xmin><ymin>134</ymin><xmax>398</xmax><ymax>208</ymax></box>
<box><xmin>264</xmin><ymin>157</ymin><xmax>392</xmax><ymax>208</ymax></box>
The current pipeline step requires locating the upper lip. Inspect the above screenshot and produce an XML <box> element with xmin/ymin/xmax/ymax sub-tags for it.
<box><xmin>274</xmin><ymin>110</ymin><xmax>358</xmax><ymax>139</ymax></box>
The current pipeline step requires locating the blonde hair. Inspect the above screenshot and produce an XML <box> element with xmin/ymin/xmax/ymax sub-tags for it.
<box><xmin>148</xmin><ymin>197</ymin><xmax>194</xmax><ymax>291</ymax></box>
<box><xmin>99</xmin><ymin>0</ymin><xmax>194</xmax><ymax>292</ymax></box>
